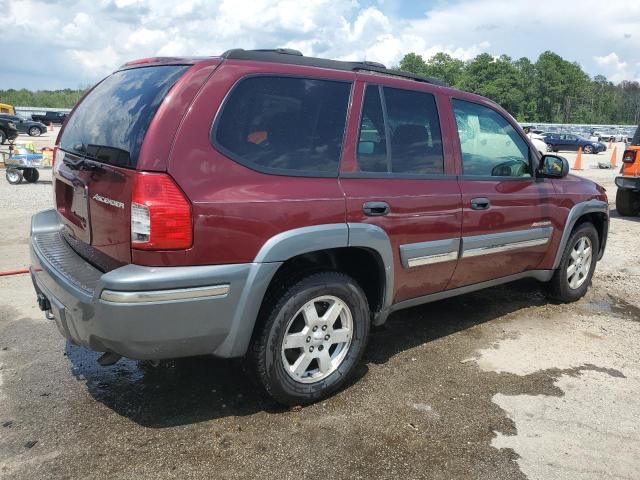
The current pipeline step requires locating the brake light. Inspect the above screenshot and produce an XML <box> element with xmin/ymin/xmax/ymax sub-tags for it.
<box><xmin>52</xmin><ymin>146</ymin><xmax>64</xmax><ymax>169</ymax></box>
<box><xmin>131</xmin><ymin>172</ymin><xmax>192</xmax><ymax>250</ymax></box>
<box><xmin>622</xmin><ymin>150</ymin><xmax>637</xmax><ymax>164</ymax></box>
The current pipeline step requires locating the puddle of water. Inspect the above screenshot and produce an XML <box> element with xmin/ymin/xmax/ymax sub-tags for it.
<box><xmin>583</xmin><ymin>294</ymin><xmax>640</xmax><ymax>322</ymax></box>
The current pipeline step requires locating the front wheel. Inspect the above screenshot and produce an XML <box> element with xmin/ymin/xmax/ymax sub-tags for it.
<box><xmin>583</xmin><ymin>145</ymin><xmax>594</xmax><ymax>154</ymax></box>
<box><xmin>545</xmin><ymin>223</ymin><xmax>599</xmax><ymax>303</ymax></box>
<box><xmin>616</xmin><ymin>188</ymin><xmax>640</xmax><ymax>216</ymax></box>
<box><xmin>0</xmin><ymin>130</ymin><xmax>6</xmax><ymax>145</ymax></box>
<box><xmin>249</xmin><ymin>272</ymin><xmax>370</xmax><ymax>405</ymax></box>
<box><xmin>6</xmin><ymin>169</ymin><xmax>23</xmax><ymax>185</ymax></box>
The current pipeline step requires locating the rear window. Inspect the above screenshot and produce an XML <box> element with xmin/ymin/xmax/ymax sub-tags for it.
<box><xmin>213</xmin><ymin>76</ymin><xmax>351</xmax><ymax>176</ymax></box>
<box><xmin>60</xmin><ymin>65</ymin><xmax>189</xmax><ymax>168</ymax></box>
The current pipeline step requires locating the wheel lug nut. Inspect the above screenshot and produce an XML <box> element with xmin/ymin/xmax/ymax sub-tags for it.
<box><xmin>306</xmin><ymin>336</ymin><xmax>311</xmax><ymax>343</ymax></box>
<box><xmin>312</xmin><ymin>326</ymin><xmax>318</xmax><ymax>332</ymax></box>
<box><xmin>321</xmin><ymin>325</ymin><xmax>327</xmax><ymax>331</ymax></box>
<box><xmin>309</xmin><ymin>346</ymin><xmax>314</xmax><ymax>352</ymax></box>
<box><xmin>324</xmin><ymin>334</ymin><xmax>330</xmax><ymax>340</ymax></box>
<box><xmin>318</xmin><ymin>345</ymin><xmax>324</xmax><ymax>351</ymax></box>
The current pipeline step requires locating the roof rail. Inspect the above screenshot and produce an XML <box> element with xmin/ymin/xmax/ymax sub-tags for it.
<box><xmin>219</xmin><ymin>49</ymin><xmax>448</xmax><ymax>87</ymax></box>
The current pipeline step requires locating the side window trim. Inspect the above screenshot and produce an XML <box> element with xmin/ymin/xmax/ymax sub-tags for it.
<box><xmin>210</xmin><ymin>73</ymin><xmax>353</xmax><ymax>178</ymax></box>
<box><xmin>451</xmin><ymin>96</ymin><xmax>534</xmax><ymax>181</ymax></box>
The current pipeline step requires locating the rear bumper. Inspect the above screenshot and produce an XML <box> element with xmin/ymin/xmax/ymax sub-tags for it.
<box><xmin>30</xmin><ymin>209</ymin><xmax>280</xmax><ymax>360</ymax></box>
<box><xmin>615</xmin><ymin>176</ymin><xmax>640</xmax><ymax>190</ymax></box>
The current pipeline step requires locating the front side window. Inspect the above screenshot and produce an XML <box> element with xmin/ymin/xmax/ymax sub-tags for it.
<box><xmin>453</xmin><ymin>99</ymin><xmax>531</xmax><ymax>178</ymax></box>
<box><xmin>214</xmin><ymin>76</ymin><xmax>351</xmax><ymax>175</ymax></box>
<box><xmin>357</xmin><ymin>85</ymin><xmax>444</xmax><ymax>175</ymax></box>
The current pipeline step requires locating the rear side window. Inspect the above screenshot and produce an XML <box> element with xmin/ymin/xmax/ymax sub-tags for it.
<box><xmin>60</xmin><ymin>65</ymin><xmax>189</xmax><ymax>168</ymax></box>
<box><xmin>357</xmin><ymin>85</ymin><xmax>444</xmax><ymax>175</ymax></box>
<box><xmin>213</xmin><ymin>76</ymin><xmax>351</xmax><ymax>175</ymax></box>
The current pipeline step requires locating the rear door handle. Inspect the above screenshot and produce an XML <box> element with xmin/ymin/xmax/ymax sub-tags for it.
<box><xmin>363</xmin><ymin>201</ymin><xmax>390</xmax><ymax>216</ymax></box>
<box><xmin>470</xmin><ymin>197</ymin><xmax>491</xmax><ymax>210</ymax></box>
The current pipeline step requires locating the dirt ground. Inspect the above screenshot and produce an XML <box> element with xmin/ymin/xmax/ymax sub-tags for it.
<box><xmin>0</xmin><ymin>140</ymin><xmax>638</xmax><ymax>480</ymax></box>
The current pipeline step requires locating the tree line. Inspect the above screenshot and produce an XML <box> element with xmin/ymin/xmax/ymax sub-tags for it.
<box><xmin>399</xmin><ymin>51</ymin><xmax>640</xmax><ymax>126</ymax></box>
<box><xmin>2</xmin><ymin>50</ymin><xmax>639</xmax><ymax>125</ymax></box>
<box><xmin>0</xmin><ymin>88</ymin><xmax>87</xmax><ymax>110</ymax></box>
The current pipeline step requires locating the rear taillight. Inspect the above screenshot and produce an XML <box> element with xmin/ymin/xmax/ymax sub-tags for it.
<box><xmin>622</xmin><ymin>150</ymin><xmax>637</xmax><ymax>164</ymax></box>
<box><xmin>52</xmin><ymin>146</ymin><xmax>64</xmax><ymax>169</ymax></box>
<box><xmin>131</xmin><ymin>172</ymin><xmax>192</xmax><ymax>250</ymax></box>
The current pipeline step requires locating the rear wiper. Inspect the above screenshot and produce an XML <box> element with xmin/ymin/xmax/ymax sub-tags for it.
<box><xmin>63</xmin><ymin>155</ymin><xmax>104</xmax><ymax>172</ymax></box>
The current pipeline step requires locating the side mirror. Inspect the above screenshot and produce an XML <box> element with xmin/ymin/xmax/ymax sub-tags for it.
<box><xmin>538</xmin><ymin>154</ymin><xmax>569</xmax><ymax>178</ymax></box>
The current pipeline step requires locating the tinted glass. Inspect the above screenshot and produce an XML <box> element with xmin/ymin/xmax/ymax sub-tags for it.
<box><xmin>384</xmin><ymin>87</ymin><xmax>444</xmax><ymax>174</ymax></box>
<box><xmin>357</xmin><ymin>86</ymin><xmax>388</xmax><ymax>172</ymax></box>
<box><xmin>453</xmin><ymin>99</ymin><xmax>530</xmax><ymax>178</ymax></box>
<box><xmin>60</xmin><ymin>65</ymin><xmax>188</xmax><ymax>167</ymax></box>
<box><xmin>357</xmin><ymin>86</ymin><xmax>444</xmax><ymax>174</ymax></box>
<box><xmin>214</xmin><ymin>76</ymin><xmax>351</xmax><ymax>175</ymax></box>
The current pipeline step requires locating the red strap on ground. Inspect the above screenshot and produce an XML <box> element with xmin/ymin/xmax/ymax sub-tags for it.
<box><xmin>0</xmin><ymin>268</ymin><xmax>29</xmax><ymax>277</ymax></box>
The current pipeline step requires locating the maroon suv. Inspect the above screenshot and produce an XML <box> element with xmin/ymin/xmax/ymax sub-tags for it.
<box><xmin>30</xmin><ymin>49</ymin><xmax>609</xmax><ymax>405</ymax></box>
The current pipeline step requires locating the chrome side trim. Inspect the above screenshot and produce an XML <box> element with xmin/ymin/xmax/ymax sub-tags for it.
<box><xmin>400</xmin><ymin>237</ymin><xmax>460</xmax><ymax>269</ymax></box>
<box><xmin>100</xmin><ymin>284</ymin><xmax>230</xmax><ymax>303</ymax></box>
<box><xmin>408</xmin><ymin>251</ymin><xmax>459</xmax><ymax>267</ymax></box>
<box><xmin>462</xmin><ymin>226</ymin><xmax>553</xmax><ymax>259</ymax></box>
<box><xmin>463</xmin><ymin>237</ymin><xmax>550</xmax><ymax>258</ymax></box>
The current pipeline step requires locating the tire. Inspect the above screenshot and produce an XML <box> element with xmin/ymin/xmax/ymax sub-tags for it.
<box><xmin>545</xmin><ymin>222</ymin><xmax>599</xmax><ymax>303</ymax></box>
<box><xmin>6</xmin><ymin>169</ymin><xmax>23</xmax><ymax>185</ymax></box>
<box><xmin>23</xmin><ymin>168</ymin><xmax>39</xmax><ymax>183</ymax></box>
<box><xmin>28</xmin><ymin>126</ymin><xmax>41</xmax><ymax>137</ymax></box>
<box><xmin>583</xmin><ymin>145</ymin><xmax>594</xmax><ymax>154</ymax></box>
<box><xmin>249</xmin><ymin>271</ymin><xmax>370</xmax><ymax>405</ymax></box>
<box><xmin>546</xmin><ymin>144</ymin><xmax>553</xmax><ymax>152</ymax></box>
<box><xmin>0</xmin><ymin>130</ymin><xmax>6</xmax><ymax>145</ymax></box>
<box><xmin>616</xmin><ymin>189</ymin><xmax>640</xmax><ymax>216</ymax></box>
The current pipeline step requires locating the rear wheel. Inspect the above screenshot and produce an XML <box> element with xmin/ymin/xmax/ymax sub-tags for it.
<box><xmin>249</xmin><ymin>271</ymin><xmax>370</xmax><ymax>405</ymax></box>
<box><xmin>546</xmin><ymin>223</ymin><xmax>599</xmax><ymax>303</ymax></box>
<box><xmin>23</xmin><ymin>168</ymin><xmax>39</xmax><ymax>183</ymax></box>
<box><xmin>0</xmin><ymin>130</ymin><xmax>6</xmax><ymax>145</ymax></box>
<box><xmin>546</xmin><ymin>144</ymin><xmax>553</xmax><ymax>152</ymax></box>
<box><xmin>616</xmin><ymin>188</ymin><xmax>640</xmax><ymax>216</ymax></box>
<box><xmin>6</xmin><ymin>169</ymin><xmax>23</xmax><ymax>185</ymax></box>
<box><xmin>583</xmin><ymin>145</ymin><xmax>594</xmax><ymax>154</ymax></box>
<box><xmin>28</xmin><ymin>126</ymin><xmax>41</xmax><ymax>136</ymax></box>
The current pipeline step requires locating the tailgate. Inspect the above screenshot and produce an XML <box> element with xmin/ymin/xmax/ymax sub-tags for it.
<box><xmin>54</xmin><ymin>64</ymin><xmax>192</xmax><ymax>269</ymax></box>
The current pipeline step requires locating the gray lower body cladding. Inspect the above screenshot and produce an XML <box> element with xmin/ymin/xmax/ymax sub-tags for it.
<box><xmin>30</xmin><ymin>209</ymin><xmax>279</xmax><ymax>360</ymax></box>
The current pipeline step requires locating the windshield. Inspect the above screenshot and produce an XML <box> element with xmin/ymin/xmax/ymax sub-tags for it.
<box><xmin>59</xmin><ymin>65</ymin><xmax>189</xmax><ymax>167</ymax></box>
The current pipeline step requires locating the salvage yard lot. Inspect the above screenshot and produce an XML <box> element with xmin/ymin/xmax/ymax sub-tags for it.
<box><xmin>1</xmin><ymin>142</ymin><xmax>639</xmax><ymax>479</ymax></box>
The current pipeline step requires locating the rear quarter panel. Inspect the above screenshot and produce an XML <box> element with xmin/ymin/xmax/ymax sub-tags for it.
<box><xmin>133</xmin><ymin>62</ymin><xmax>354</xmax><ymax>266</ymax></box>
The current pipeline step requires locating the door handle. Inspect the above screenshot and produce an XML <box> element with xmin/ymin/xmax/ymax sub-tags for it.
<box><xmin>470</xmin><ymin>197</ymin><xmax>491</xmax><ymax>210</ymax></box>
<box><xmin>363</xmin><ymin>201</ymin><xmax>390</xmax><ymax>216</ymax></box>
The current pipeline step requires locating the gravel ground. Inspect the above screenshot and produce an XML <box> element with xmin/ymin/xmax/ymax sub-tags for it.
<box><xmin>0</xmin><ymin>144</ymin><xmax>639</xmax><ymax>479</ymax></box>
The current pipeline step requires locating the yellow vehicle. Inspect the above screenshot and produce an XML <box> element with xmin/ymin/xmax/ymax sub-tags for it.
<box><xmin>0</xmin><ymin>103</ymin><xmax>16</xmax><ymax>115</ymax></box>
<box><xmin>615</xmin><ymin>124</ymin><xmax>640</xmax><ymax>216</ymax></box>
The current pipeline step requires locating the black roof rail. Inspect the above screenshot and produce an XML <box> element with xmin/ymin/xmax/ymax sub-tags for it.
<box><xmin>220</xmin><ymin>49</ymin><xmax>448</xmax><ymax>87</ymax></box>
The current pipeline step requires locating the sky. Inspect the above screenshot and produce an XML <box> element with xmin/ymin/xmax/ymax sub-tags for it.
<box><xmin>1</xmin><ymin>0</ymin><xmax>639</xmax><ymax>90</ymax></box>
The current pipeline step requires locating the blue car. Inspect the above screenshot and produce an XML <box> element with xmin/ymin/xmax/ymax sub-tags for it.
<box><xmin>543</xmin><ymin>133</ymin><xmax>607</xmax><ymax>154</ymax></box>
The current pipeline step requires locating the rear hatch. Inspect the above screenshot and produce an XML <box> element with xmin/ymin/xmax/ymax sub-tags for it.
<box><xmin>54</xmin><ymin>64</ymin><xmax>190</xmax><ymax>270</ymax></box>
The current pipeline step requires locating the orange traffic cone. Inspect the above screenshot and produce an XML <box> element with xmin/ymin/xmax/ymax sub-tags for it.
<box><xmin>608</xmin><ymin>140</ymin><xmax>612</xmax><ymax>149</ymax></box>
<box><xmin>573</xmin><ymin>146</ymin><xmax>583</xmax><ymax>170</ymax></box>
<box><xmin>49</xmin><ymin>123</ymin><xmax>54</xmax><ymax>132</ymax></box>
<box><xmin>610</xmin><ymin>146</ymin><xmax>618</xmax><ymax>168</ymax></box>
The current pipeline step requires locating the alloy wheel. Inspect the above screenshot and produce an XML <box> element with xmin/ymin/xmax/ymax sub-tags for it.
<box><xmin>281</xmin><ymin>295</ymin><xmax>353</xmax><ymax>384</ymax></box>
<box><xmin>567</xmin><ymin>236</ymin><xmax>592</xmax><ymax>289</ymax></box>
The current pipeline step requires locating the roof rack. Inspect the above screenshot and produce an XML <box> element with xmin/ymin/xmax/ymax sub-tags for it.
<box><xmin>220</xmin><ymin>49</ymin><xmax>448</xmax><ymax>87</ymax></box>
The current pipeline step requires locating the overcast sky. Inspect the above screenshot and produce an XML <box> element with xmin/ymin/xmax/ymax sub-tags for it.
<box><xmin>1</xmin><ymin>0</ymin><xmax>639</xmax><ymax>90</ymax></box>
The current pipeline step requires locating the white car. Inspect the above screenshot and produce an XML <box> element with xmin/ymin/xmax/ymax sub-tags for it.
<box><xmin>528</xmin><ymin>133</ymin><xmax>548</xmax><ymax>155</ymax></box>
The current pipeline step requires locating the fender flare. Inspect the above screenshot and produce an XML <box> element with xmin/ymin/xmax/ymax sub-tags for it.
<box><xmin>552</xmin><ymin>199</ymin><xmax>609</xmax><ymax>269</ymax></box>
<box><xmin>214</xmin><ymin>223</ymin><xmax>395</xmax><ymax>356</ymax></box>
